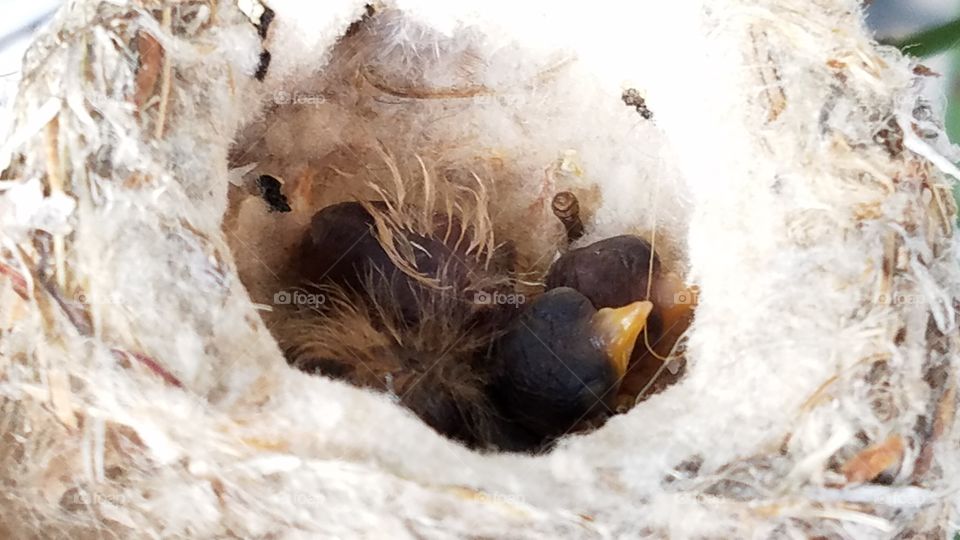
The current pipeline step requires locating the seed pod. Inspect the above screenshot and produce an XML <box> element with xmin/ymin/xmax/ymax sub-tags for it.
<box><xmin>552</xmin><ymin>191</ymin><xmax>584</xmax><ymax>241</ymax></box>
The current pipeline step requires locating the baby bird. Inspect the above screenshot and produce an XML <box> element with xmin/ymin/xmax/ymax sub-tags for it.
<box><xmin>545</xmin><ymin>234</ymin><xmax>694</xmax><ymax>403</ymax></box>
<box><xmin>490</xmin><ymin>287</ymin><xmax>652</xmax><ymax>441</ymax></box>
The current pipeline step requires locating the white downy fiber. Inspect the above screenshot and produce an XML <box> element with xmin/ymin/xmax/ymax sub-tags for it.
<box><xmin>0</xmin><ymin>0</ymin><xmax>957</xmax><ymax>537</ymax></box>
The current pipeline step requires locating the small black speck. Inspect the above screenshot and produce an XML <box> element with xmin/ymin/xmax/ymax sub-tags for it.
<box><xmin>257</xmin><ymin>175</ymin><xmax>291</xmax><ymax>213</ymax></box>
<box><xmin>344</xmin><ymin>4</ymin><xmax>377</xmax><ymax>39</ymax></box>
<box><xmin>254</xmin><ymin>50</ymin><xmax>271</xmax><ymax>81</ymax></box>
<box><xmin>257</xmin><ymin>7</ymin><xmax>275</xmax><ymax>39</ymax></box>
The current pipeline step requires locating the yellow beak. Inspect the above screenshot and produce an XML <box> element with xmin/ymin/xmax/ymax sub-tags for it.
<box><xmin>590</xmin><ymin>301</ymin><xmax>654</xmax><ymax>377</ymax></box>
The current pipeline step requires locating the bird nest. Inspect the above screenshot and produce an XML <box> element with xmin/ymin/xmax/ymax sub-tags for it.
<box><xmin>1</xmin><ymin>0</ymin><xmax>958</xmax><ymax>537</ymax></box>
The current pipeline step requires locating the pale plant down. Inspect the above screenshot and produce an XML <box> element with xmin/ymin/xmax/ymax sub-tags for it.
<box><xmin>0</xmin><ymin>0</ymin><xmax>957</xmax><ymax>538</ymax></box>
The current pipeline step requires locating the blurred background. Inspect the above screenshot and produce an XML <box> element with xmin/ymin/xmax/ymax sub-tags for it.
<box><xmin>1</xmin><ymin>1</ymin><xmax>959</xmax><ymax>142</ymax></box>
<box><xmin>0</xmin><ymin>1</ymin><xmax>60</xmax><ymax>132</ymax></box>
<box><xmin>868</xmin><ymin>0</ymin><xmax>960</xmax><ymax>141</ymax></box>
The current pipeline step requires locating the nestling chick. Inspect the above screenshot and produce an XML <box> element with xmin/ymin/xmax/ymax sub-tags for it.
<box><xmin>490</xmin><ymin>287</ymin><xmax>651</xmax><ymax>440</ymax></box>
<box><xmin>280</xmin><ymin>163</ymin><xmax>525</xmax><ymax>448</ymax></box>
<box><xmin>545</xmin><ymin>234</ymin><xmax>694</xmax><ymax>403</ymax></box>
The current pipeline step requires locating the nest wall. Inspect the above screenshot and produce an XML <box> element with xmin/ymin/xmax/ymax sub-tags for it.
<box><xmin>0</xmin><ymin>0</ymin><xmax>957</xmax><ymax>538</ymax></box>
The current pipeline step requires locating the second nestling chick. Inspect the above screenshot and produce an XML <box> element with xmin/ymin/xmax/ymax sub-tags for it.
<box><xmin>545</xmin><ymin>234</ymin><xmax>695</xmax><ymax>403</ymax></box>
<box><xmin>490</xmin><ymin>287</ymin><xmax>652</xmax><ymax>441</ymax></box>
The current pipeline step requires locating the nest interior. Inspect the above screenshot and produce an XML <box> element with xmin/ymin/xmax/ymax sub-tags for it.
<box><xmin>224</xmin><ymin>5</ymin><xmax>694</xmax><ymax>449</ymax></box>
<box><xmin>0</xmin><ymin>0</ymin><xmax>958</xmax><ymax>537</ymax></box>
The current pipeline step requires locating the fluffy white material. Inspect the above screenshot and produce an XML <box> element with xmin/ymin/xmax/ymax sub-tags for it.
<box><xmin>0</xmin><ymin>0</ymin><xmax>956</xmax><ymax>538</ymax></box>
